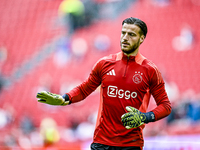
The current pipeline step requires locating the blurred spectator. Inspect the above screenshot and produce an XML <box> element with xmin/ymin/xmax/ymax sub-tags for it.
<box><xmin>165</xmin><ymin>80</ymin><xmax>179</xmax><ymax>103</ymax></box>
<box><xmin>75</xmin><ymin>112</ymin><xmax>97</xmax><ymax>141</ymax></box>
<box><xmin>94</xmin><ymin>34</ymin><xmax>111</xmax><ymax>52</ymax></box>
<box><xmin>71</xmin><ymin>37</ymin><xmax>88</xmax><ymax>59</ymax></box>
<box><xmin>29</xmin><ymin>131</ymin><xmax>44</xmax><ymax>147</ymax></box>
<box><xmin>3</xmin><ymin>133</ymin><xmax>18</xmax><ymax>148</ymax></box>
<box><xmin>19</xmin><ymin>114</ymin><xmax>35</xmax><ymax>135</ymax></box>
<box><xmin>167</xmin><ymin>99</ymin><xmax>189</xmax><ymax>123</ymax></box>
<box><xmin>61</xmin><ymin>111</ymin><xmax>97</xmax><ymax>142</ymax></box>
<box><xmin>2</xmin><ymin>103</ymin><xmax>15</xmax><ymax>126</ymax></box>
<box><xmin>0</xmin><ymin>109</ymin><xmax>9</xmax><ymax>129</ymax></box>
<box><xmin>186</xmin><ymin>93</ymin><xmax>200</xmax><ymax>122</ymax></box>
<box><xmin>40</xmin><ymin>117</ymin><xmax>60</xmax><ymax>146</ymax></box>
<box><xmin>167</xmin><ymin>90</ymin><xmax>200</xmax><ymax>124</ymax></box>
<box><xmin>0</xmin><ymin>73</ymin><xmax>4</xmax><ymax>94</ymax></box>
<box><xmin>58</xmin><ymin>0</ymin><xmax>85</xmax><ymax>36</ymax></box>
<box><xmin>82</xmin><ymin>0</ymin><xmax>99</xmax><ymax>26</ymax></box>
<box><xmin>99</xmin><ymin>0</ymin><xmax>135</xmax><ymax>19</ymax></box>
<box><xmin>0</xmin><ymin>104</ymin><xmax>15</xmax><ymax>129</ymax></box>
<box><xmin>53</xmin><ymin>37</ymin><xmax>71</xmax><ymax>68</ymax></box>
<box><xmin>61</xmin><ymin>119</ymin><xmax>79</xmax><ymax>143</ymax></box>
<box><xmin>18</xmin><ymin>135</ymin><xmax>32</xmax><ymax>149</ymax></box>
<box><xmin>0</xmin><ymin>45</ymin><xmax>7</xmax><ymax>93</ymax></box>
<box><xmin>172</xmin><ymin>24</ymin><xmax>195</xmax><ymax>51</ymax></box>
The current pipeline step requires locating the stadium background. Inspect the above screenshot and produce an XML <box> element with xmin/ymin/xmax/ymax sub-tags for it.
<box><xmin>0</xmin><ymin>0</ymin><xmax>200</xmax><ymax>149</ymax></box>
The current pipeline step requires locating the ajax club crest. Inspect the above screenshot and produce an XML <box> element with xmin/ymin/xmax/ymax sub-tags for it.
<box><xmin>133</xmin><ymin>71</ymin><xmax>143</xmax><ymax>84</ymax></box>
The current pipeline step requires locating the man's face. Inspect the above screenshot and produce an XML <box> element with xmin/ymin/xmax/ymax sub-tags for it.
<box><xmin>120</xmin><ymin>23</ymin><xmax>144</xmax><ymax>55</ymax></box>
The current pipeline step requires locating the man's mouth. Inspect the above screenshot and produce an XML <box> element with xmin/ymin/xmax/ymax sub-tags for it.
<box><xmin>122</xmin><ymin>42</ymin><xmax>129</xmax><ymax>46</ymax></box>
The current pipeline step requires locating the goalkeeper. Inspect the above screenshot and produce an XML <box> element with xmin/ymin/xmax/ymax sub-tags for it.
<box><xmin>37</xmin><ymin>17</ymin><xmax>171</xmax><ymax>150</ymax></box>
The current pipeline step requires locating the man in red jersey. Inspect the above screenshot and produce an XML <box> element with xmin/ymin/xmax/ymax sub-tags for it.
<box><xmin>37</xmin><ymin>17</ymin><xmax>171</xmax><ymax>150</ymax></box>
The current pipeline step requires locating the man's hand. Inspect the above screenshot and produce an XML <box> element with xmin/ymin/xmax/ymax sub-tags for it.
<box><xmin>121</xmin><ymin>106</ymin><xmax>146</xmax><ymax>129</ymax></box>
<box><xmin>36</xmin><ymin>91</ymin><xmax>70</xmax><ymax>106</ymax></box>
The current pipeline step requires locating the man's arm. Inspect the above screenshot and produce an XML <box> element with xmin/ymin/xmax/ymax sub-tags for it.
<box><xmin>149</xmin><ymin>66</ymin><xmax>172</xmax><ymax>121</ymax></box>
<box><xmin>150</xmin><ymin>82</ymin><xmax>171</xmax><ymax>121</ymax></box>
<box><xmin>66</xmin><ymin>73</ymin><xmax>101</xmax><ymax>103</ymax></box>
<box><xmin>65</xmin><ymin>59</ymin><xmax>103</xmax><ymax>103</ymax></box>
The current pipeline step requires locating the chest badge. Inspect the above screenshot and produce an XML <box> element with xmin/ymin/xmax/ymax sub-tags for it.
<box><xmin>133</xmin><ymin>71</ymin><xmax>143</xmax><ymax>84</ymax></box>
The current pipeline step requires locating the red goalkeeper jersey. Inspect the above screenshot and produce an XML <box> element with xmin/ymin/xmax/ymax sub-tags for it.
<box><xmin>67</xmin><ymin>52</ymin><xmax>171</xmax><ymax>148</ymax></box>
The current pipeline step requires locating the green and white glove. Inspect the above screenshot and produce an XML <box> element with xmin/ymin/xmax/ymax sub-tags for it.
<box><xmin>36</xmin><ymin>91</ymin><xmax>70</xmax><ymax>106</ymax></box>
<box><xmin>121</xmin><ymin>106</ymin><xmax>155</xmax><ymax>129</ymax></box>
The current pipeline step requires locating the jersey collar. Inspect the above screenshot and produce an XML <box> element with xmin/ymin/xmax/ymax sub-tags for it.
<box><xmin>122</xmin><ymin>52</ymin><xmax>136</xmax><ymax>61</ymax></box>
<box><xmin>121</xmin><ymin>52</ymin><xmax>146</xmax><ymax>64</ymax></box>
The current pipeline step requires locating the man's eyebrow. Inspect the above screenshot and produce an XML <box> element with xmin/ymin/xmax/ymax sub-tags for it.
<box><xmin>127</xmin><ymin>31</ymin><xmax>136</xmax><ymax>34</ymax></box>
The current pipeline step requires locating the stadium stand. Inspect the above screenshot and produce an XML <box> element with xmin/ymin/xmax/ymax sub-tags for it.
<box><xmin>0</xmin><ymin>0</ymin><xmax>200</xmax><ymax>149</ymax></box>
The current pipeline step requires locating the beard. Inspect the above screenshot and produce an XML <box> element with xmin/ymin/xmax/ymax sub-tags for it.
<box><xmin>121</xmin><ymin>40</ymin><xmax>140</xmax><ymax>55</ymax></box>
<box><xmin>122</xmin><ymin>46</ymin><xmax>137</xmax><ymax>55</ymax></box>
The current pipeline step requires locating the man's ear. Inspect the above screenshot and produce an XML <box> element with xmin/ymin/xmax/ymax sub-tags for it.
<box><xmin>140</xmin><ymin>35</ymin><xmax>145</xmax><ymax>44</ymax></box>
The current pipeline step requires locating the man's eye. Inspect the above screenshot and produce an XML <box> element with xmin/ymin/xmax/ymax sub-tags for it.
<box><xmin>129</xmin><ymin>33</ymin><xmax>135</xmax><ymax>36</ymax></box>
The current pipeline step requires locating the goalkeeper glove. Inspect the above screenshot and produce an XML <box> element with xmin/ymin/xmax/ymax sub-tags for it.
<box><xmin>121</xmin><ymin>106</ymin><xmax>155</xmax><ymax>129</ymax></box>
<box><xmin>36</xmin><ymin>91</ymin><xmax>71</xmax><ymax>106</ymax></box>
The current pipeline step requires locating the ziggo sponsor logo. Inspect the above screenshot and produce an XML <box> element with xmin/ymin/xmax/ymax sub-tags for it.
<box><xmin>107</xmin><ymin>85</ymin><xmax>137</xmax><ymax>99</ymax></box>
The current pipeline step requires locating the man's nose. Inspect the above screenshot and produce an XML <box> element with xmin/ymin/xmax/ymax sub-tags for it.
<box><xmin>123</xmin><ymin>33</ymin><xmax>128</xmax><ymax>40</ymax></box>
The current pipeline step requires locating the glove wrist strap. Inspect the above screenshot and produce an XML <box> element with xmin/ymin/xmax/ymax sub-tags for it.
<box><xmin>62</xmin><ymin>94</ymin><xmax>71</xmax><ymax>105</ymax></box>
<box><xmin>144</xmin><ymin>112</ymin><xmax>155</xmax><ymax>123</ymax></box>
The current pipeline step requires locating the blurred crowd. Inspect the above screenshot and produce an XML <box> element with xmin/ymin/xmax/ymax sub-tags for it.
<box><xmin>167</xmin><ymin>89</ymin><xmax>200</xmax><ymax>125</ymax></box>
<box><xmin>58</xmin><ymin>0</ymin><xmax>135</xmax><ymax>36</ymax></box>
<box><xmin>0</xmin><ymin>104</ymin><xmax>97</xmax><ymax>149</ymax></box>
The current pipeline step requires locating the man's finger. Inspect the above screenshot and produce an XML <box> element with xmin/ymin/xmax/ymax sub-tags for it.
<box><xmin>61</xmin><ymin>101</ymin><xmax>70</xmax><ymax>106</ymax></box>
<box><xmin>125</xmin><ymin>122</ymin><xmax>144</xmax><ymax>129</ymax></box>
<box><xmin>36</xmin><ymin>94</ymin><xmax>47</xmax><ymax>99</ymax></box>
<box><xmin>121</xmin><ymin>112</ymin><xmax>133</xmax><ymax>119</ymax></box>
<box><xmin>125</xmin><ymin>126</ymin><xmax>132</xmax><ymax>129</ymax></box>
<box><xmin>36</xmin><ymin>92</ymin><xmax>47</xmax><ymax>97</ymax></box>
<box><xmin>126</xmin><ymin>106</ymin><xmax>138</xmax><ymax>113</ymax></box>
<box><xmin>38</xmin><ymin>99</ymin><xmax>47</xmax><ymax>103</ymax></box>
<box><xmin>37</xmin><ymin>92</ymin><xmax>54</xmax><ymax>99</ymax></box>
<box><xmin>121</xmin><ymin>115</ymin><xmax>134</xmax><ymax>123</ymax></box>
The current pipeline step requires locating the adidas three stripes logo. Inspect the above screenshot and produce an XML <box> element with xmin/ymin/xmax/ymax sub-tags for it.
<box><xmin>107</xmin><ymin>69</ymin><xmax>116</xmax><ymax>76</ymax></box>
